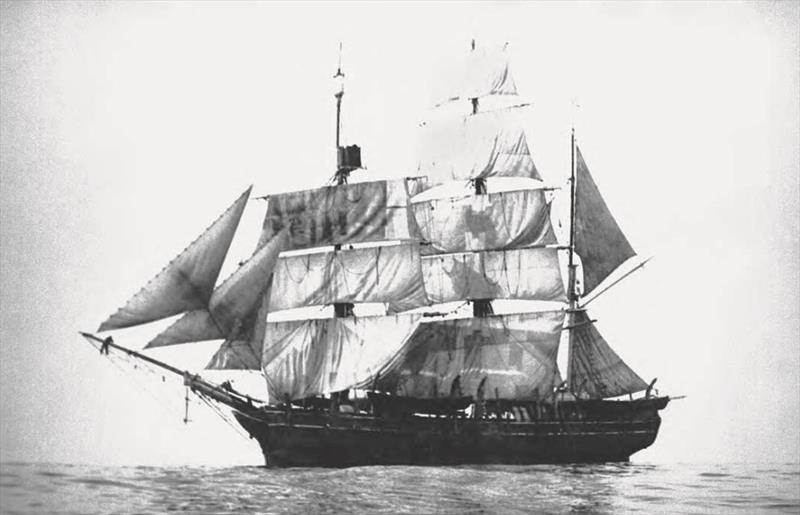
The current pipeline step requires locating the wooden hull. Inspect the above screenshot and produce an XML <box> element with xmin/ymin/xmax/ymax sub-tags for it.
<box><xmin>233</xmin><ymin>397</ymin><xmax>668</xmax><ymax>468</ymax></box>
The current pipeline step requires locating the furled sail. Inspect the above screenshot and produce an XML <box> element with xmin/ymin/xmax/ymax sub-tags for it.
<box><xmin>97</xmin><ymin>187</ymin><xmax>252</xmax><ymax>332</ymax></box>
<box><xmin>418</xmin><ymin>109</ymin><xmax>541</xmax><ymax>185</ymax></box>
<box><xmin>412</xmin><ymin>189</ymin><xmax>557</xmax><ymax>254</ymax></box>
<box><xmin>258</xmin><ymin>177</ymin><xmax>428</xmax><ymax>251</ymax></box>
<box><xmin>145</xmin><ymin>229</ymin><xmax>288</xmax><ymax>348</ymax></box>
<box><xmin>376</xmin><ymin>311</ymin><xmax>565</xmax><ymax>400</ymax></box>
<box><xmin>269</xmin><ymin>242</ymin><xmax>428</xmax><ymax>313</ymax></box>
<box><xmin>566</xmin><ymin>309</ymin><xmax>647</xmax><ymax>399</ymax></box>
<box><xmin>262</xmin><ymin>314</ymin><xmax>423</xmax><ymax>401</ymax></box>
<box><xmin>574</xmin><ymin>147</ymin><xmax>636</xmax><ymax>297</ymax></box>
<box><xmin>423</xmin><ymin>247</ymin><xmax>565</xmax><ymax>304</ymax></box>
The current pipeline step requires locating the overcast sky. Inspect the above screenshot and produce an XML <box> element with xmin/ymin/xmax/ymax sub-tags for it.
<box><xmin>1</xmin><ymin>1</ymin><xmax>798</xmax><ymax>466</ymax></box>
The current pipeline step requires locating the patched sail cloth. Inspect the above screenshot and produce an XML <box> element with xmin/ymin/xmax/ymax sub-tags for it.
<box><xmin>441</xmin><ymin>46</ymin><xmax>518</xmax><ymax>103</ymax></box>
<box><xmin>145</xmin><ymin>229</ymin><xmax>288</xmax><ymax>348</ymax></box>
<box><xmin>413</xmin><ymin>189</ymin><xmax>556</xmax><ymax>253</ymax></box>
<box><xmin>376</xmin><ymin>311</ymin><xmax>565</xmax><ymax>400</ymax></box>
<box><xmin>270</xmin><ymin>242</ymin><xmax>428</xmax><ymax>313</ymax></box>
<box><xmin>423</xmin><ymin>248</ymin><xmax>565</xmax><ymax>304</ymax></box>
<box><xmin>567</xmin><ymin>310</ymin><xmax>647</xmax><ymax>399</ymax></box>
<box><xmin>574</xmin><ymin>147</ymin><xmax>636</xmax><ymax>296</ymax></box>
<box><xmin>262</xmin><ymin>314</ymin><xmax>423</xmax><ymax>400</ymax></box>
<box><xmin>258</xmin><ymin>178</ymin><xmax>428</xmax><ymax>251</ymax></box>
<box><xmin>206</xmin><ymin>287</ymin><xmax>272</xmax><ymax>370</ymax></box>
<box><xmin>418</xmin><ymin>109</ymin><xmax>540</xmax><ymax>184</ymax></box>
<box><xmin>98</xmin><ymin>187</ymin><xmax>251</xmax><ymax>332</ymax></box>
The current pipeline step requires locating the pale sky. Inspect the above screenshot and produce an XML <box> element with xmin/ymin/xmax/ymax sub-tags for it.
<box><xmin>1</xmin><ymin>1</ymin><xmax>798</xmax><ymax>466</ymax></box>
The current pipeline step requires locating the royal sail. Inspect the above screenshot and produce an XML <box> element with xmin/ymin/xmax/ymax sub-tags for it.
<box><xmin>258</xmin><ymin>177</ymin><xmax>428</xmax><ymax>251</ymax></box>
<box><xmin>422</xmin><ymin>247</ymin><xmax>565</xmax><ymax>304</ymax></box>
<box><xmin>413</xmin><ymin>188</ymin><xmax>557</xmax><ymax>254</ymax></box>
<box><xmin>376</xmin><ymin>311</ymin><xmax>565</xmax><ymax>400</ymax></box>
<box><xmin>269</xmin><ymin>242</ymin><xmax>428</xmax><ymax>313</ymax></box>
<box><xmin>98</xmin><ymin>187</ymin><xmax>252</xmax><ymax>332</ymax></box>
<box><xmin>574</xmin><ymin>146</ymin><xmax>636</xmax><ymax>296</ymax></box>
<box><xmin>262</xmin><ymin>314</ymin><xmax>423</xmax><ymax>401</ymax></box>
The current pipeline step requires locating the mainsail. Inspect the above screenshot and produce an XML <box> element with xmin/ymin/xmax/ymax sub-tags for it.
<box><xmin>145</xmin><ymin>229</ymin><xmax>288</xmax><ymax>348</ymax></box>
<box><xmin>269</xmin><ymin>242</ymin><xmax>428</xmax><ymax>313</ymax></box>
<box><xmin>422</xmin><ymin>247</ymin><xmax>565</xmax><ymax>304</ymax></box>
<box><xmin>98</xmin><ymin>187</ymin><xmax>252</xmax><ymax>332</ymax></box>
<box><xmin>418</xmin><ymin>109</ymin><xmax>541</xmax><ymax>185</ymax></box>
<box><xmin>566</xmin><ymin>309</ymin><xmax>647</xmax><ymax>399</ymax></box>
<box><xmin>257</xmin><ymin>177</ymin><xmax>428</xmax><ymax>251</ymax></box>
<box><xmin>262</xmin><ymin>314</ymin><xmax>423</xmax><ymax>401</ymax></box>
<box><xmin>376</xmin><ymin>311</ymin><xmax>565</xmax><ymax>400</ymax></box>
<box><xmin>413</xmin><ymin>189</ymin><xmax>557</xmax><ymax>254</ymax></box>
<box><xmin>574</xmin><ymin>147</ymin><xmax>636</xmax><ymax>296</ymax></box>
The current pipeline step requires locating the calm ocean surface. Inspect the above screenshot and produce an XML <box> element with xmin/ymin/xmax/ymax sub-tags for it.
<box><xmin>0</xmin><ymin>461</ymin><xmax>797</xmax><ymax>514</ymax></box>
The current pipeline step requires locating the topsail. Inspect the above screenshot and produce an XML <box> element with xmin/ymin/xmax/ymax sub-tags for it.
<box><xmin>98</xmin><ymin>187</ymin><xmax>252</xmax><ymax>332</ymax></box>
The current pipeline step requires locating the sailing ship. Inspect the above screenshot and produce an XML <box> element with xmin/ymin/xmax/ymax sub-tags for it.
<box><xmin>81</xmin><ymin>42</ymin><xmax>669</xmax><ymax>467</ymax></box>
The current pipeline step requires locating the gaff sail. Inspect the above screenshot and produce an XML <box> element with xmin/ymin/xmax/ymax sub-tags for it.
<box><xmin>145</xmin><ymin>229</ymin><xmax>288</xmax><ymax>348</ymax></box>
<box><xmin>262</xmin><ymin>314</ymin><xmax>423</xmax><ymax>401</ymax></box>
<box><xmin>418</xmin><ymin>109</ymin><xmax>541</xmax><ymax>184</ymax></box>
<box><xmin>422</xmin><ymin>247</ymin><xmax>566</xmax><ymax>304</ymax></box>
<box><xmin>258</xmin><ymin>177</ymin><xmax>429</xmax><ymax>251</ymax></box>
<box><xmin>574</xmin><ymin>147</ymin><xmax>636</xmax><ymax>297</ymax></box>
<box><xmin>412</xmin><ymin>189</ymin><xmax>557</xmax><ymax>254</ymax></box>
<box><xmin>375</xmin><ymin>311</ymin><xmax>565</xmax><ymax>400</ymax></box>
<box><xmin>269</xmin><ymin>242</ymin><xmax>429</xmax><ymax>313</ymax></box>
<box><xmin>566</xmin><ymin>309</ymin><xmax>647</xmax><ymax>399</ymax></box>
<box><xmin>97</xmin><ymin>187</ymin><xmax>252</xmax><ymax>332</ymax></box>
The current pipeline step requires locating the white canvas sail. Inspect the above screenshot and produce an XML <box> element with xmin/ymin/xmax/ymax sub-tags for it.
<box><xmin>98</xmin><ymin>187</ymin><xmax>252</xmax><ymax>332</ymax></box>
<box><xmin>269</xmin><ymin>242</ymin><xmax>429</xmax><ymax>313</ymax></box>
<box><xmin>206</xmin><ymin>285</ymin><xmax>272</xmax><ymax>370</ymax></box>
<box><xmin>418</xmin><ymin>109</ymin><xmax>541</xmax><ymax>185</ymax></box>
<box><xmin>439</xmin><ymin>46</ymin><xmax>519</xmax><ymax>104</ymax></box>
<box><xmin>574</xmin><ymin>147</ymin><xmax>636</xmax><ymax>297</ymax></box>
<box><xmin>376</xmin><ymin>311</ymin><xmax>565</xmax><ymax>400</ymax></box>
<box><xmin>262</xmin><ymin>314</ymin><xmax>423</xmax><ymax>401</ymax></box>
<box><xmin>412</xmin><ymin>189</ymin><xmax>557</xmax><ymax>254</ymax></box>
<box><xmin>145</xmin><ymin>229</ymin><xmax>288</xmax><ymax>348</ymax></box>
<box><xmin>258</xmin><ymin>177</ymin><xmax>428</xmax><ymax>251</ymax></box>
<box><xmin>423</xmin><ymin>247</ymin><xmax>565</xmax><ymax>304</ymax></box>
<box><xmin>566</xmin><ymin>309</ymin><xmax>647</xmax><ymax>399</ymax></box>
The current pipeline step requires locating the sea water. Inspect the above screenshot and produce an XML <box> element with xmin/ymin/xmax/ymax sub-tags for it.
<box><xmin>1</xmin><ymin>461</ymin><xmax>798</xmax><ymax>514</ymax></box>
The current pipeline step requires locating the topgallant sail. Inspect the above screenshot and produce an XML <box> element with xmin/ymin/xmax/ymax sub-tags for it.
<box><xmin>81</xmin><ymin>42</ymin><xmax>670</xmax><ymax>467</ymax></box>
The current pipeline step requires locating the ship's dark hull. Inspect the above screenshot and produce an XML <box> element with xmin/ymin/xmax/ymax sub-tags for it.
<box><xmin>233</xmin><ymin>397</ymin><xmax>668</xmax><ymax>468</ymax></box>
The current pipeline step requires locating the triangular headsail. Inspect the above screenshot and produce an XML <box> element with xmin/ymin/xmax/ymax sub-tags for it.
<box><xmin>566</xmin><ymin>309</ymin><xmax>647</xmax><ymax>399</ymax></box>
<box><xmin>98</xmin><ymin>187</ymin><xmax>252</xmax><ymax>332</ymax></box>
<box><xmin>574</xmin><ymin>147</ymin><xmax>636</xmax><ymax>297</ymax></box>
<box><xmin>145</xmin><ymin>229</ymin><xmax>288</xmax><ymax>348</ymax></box>
<box><xmin>206</xmin><ymin>283</ymin><xmax>272</xmax><ymax>370</ymax></box>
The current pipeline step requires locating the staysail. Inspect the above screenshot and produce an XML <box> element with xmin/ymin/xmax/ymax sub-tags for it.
<box><xmin>566</xmin><ymin>309</ymin><xmax>647</xmax><ymax>399</ymax></box>
<box><xmin>422</xmin><ymin>247</ymin><xmax>566</xmax><ymax>304</ymax></box>
<box><xmin>262</xmin><ymin>314</ymin><xmax>423</xmax><ymax>401</ymax></box>
<box><xmin>574</xmin><ymin>147</ymin><xmax>636</xmax><ymax>297</ymax></box>
<box><xmin>418</xmin><ymin>109</ymin><xmax>541</xmax><ymax>185</ymax></box>
<box><xmin>376</xmin><ymin>311</ymin><xmax>565</xmax><ymax>400</ymax></box>
<box><xmin>206</xmin><ymin>286</ymin><xmax>272</xmax><ymax>370</ymax></box>
<box><xmin>269</xmin><ymin>242</ymin><xmax>429</xmax><ymax>313</ymax></box>
<box><xmin>258</xmin><ymin>177</ymin><xmax>428</xmax><ymax>251</ymax></box>
<box><xmin>97</xmin><ymin>187</ymin><xmax>252</xmax><ymax>332</ymax></box>
<box><xmin>413</xmin><ymin>189</ymin><xmax>557</xmax><ymax>254</ymax></box>
<box><xmin>145</xmin><ymin>229</ymin><xmax>288</xmax><ymax>348</ymax></box>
